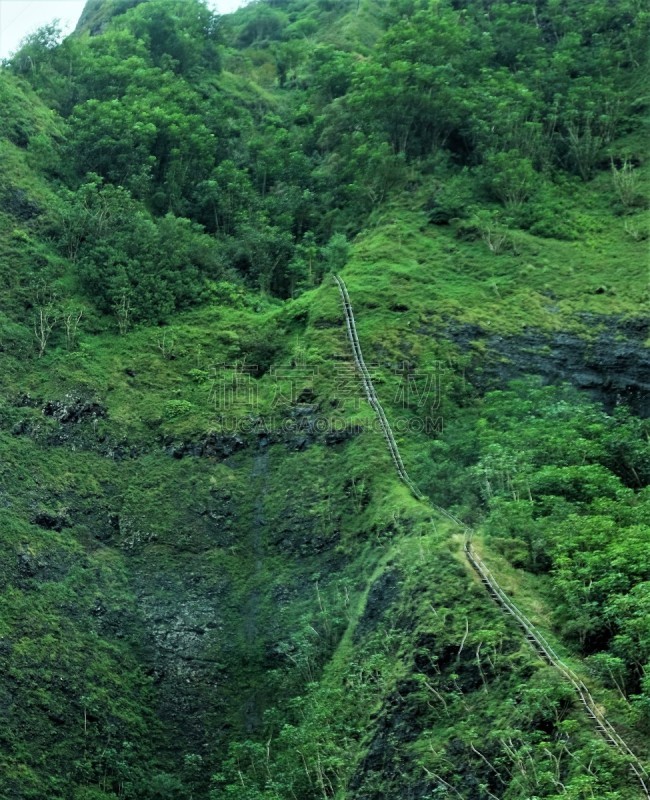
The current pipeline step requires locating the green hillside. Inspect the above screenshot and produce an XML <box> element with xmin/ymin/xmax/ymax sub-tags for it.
<box><xmin>0</xmin><ymin>0</ymin><xmax>648</xmax><ymax>798</ymax></box>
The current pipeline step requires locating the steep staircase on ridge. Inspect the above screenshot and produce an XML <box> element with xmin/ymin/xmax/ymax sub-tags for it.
<box><xmin>333</xmin><ymin>273</ymin><xmax>650</xmax><ymax>799</ymax></box>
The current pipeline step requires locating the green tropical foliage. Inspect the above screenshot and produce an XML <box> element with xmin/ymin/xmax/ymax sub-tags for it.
<box><xmin>0</xmin><ymin>0</ymin><xmax>647</xmax><ymax>797</ymax></box>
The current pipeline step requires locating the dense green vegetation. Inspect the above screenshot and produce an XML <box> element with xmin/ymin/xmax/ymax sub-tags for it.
<box><xmin>0</xmin><ymin>0</ymin><xmax>647</xmax><ymax>797</ymax></box>
<box><xmin>3</xmin><ymin>0</ymin><xmax>647</xmax><ymax>321</ymax></box>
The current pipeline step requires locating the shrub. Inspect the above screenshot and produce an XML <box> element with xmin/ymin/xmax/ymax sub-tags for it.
<box><xmin>457</xmin><ymin>210</ymin><xmax>516</xmax><ymax>254</ymax></box>
<box><xmin>611</xmin><ymin>158</ymin><xmax>647</xmax><ymax>211</ymax></box>
<box><xmin>425</xmin><ymin>170</ymin><xmax>476</xmax><ymax>224</ymax></box>
<box><xmin>163</xmin><ymin>399</ymin><xmax>194</xmax><ymax>419</ymax></box>
<box><xmin>481</xmin><ymin>151</ymin><xmax>537</xmax><ymax>209</ymax></box>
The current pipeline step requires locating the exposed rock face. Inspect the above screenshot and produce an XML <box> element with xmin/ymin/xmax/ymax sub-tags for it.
<box><xmin>42</xmin><ymin>395</ymin><xmax>106</xmax><ymax>424</ymax></box>
<box><xmin>353</xmin><ymin>568</ymin><xmax>402</xmax><ymax>643</ymax></box>
<box><xmin>445</xmin><ymin>315</ymin><xmax>650</xmax><ymax>416</ymax></box>
<box><xmin>165</xmin><ymin>433</ymin><xmax>247</xmax><ymax>460</ymax></box>
<box><xmin>164</xmin><ymin>408</ymin><xmax>363</xmax><ymax>458</ymax></box>
<box><xmin>75</xmin><ymin>0</ymin><xmax>148</xmax><ymax>35</ymax></box>
<box><xmin>31</xmin><ymin>510</ymin><xmax>71</xmax><ymax>531</ymax></box>
<box><xmin>134</xmin><ymin>570</ymin><xmax>229</xmax><ymax>748</ymax></box>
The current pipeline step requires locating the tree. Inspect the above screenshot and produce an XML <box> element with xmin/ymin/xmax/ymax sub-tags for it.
<box><xmin>9</xmin><ymin>23</ymin><xmax>63</xmax><ymax>75</ymax></box>
<box><xmin>195</xmin><ymin>161</ymin><xmax>255</xmax><ymax>235</ymax></box>
<box><xmin>113</xmin><ymin>0</ymin><xmax>222</xmax><ymax>75</ymax></box>
<box><xmin>234</xmin><ymin>215</ymin><xmax>294</xmax><ymax>295</ymax></box>
<box><xmin>481</xmin><ymin>151</ymin><xmax>538</xmax><ymax>210</ymax></box>
<box><xmin>33</xmin><ymin>296</ymin><xmax>58</xmax><ymax>357</ymax></box>
<box><xmin>61</xmin><ymin>179</ymin><xmax>218</xmax><ymax>323</ymax></box>
<box><xmin>321</xmin><ymin>233</ymin><xmax>349</xmax><ymax>277</ymax></box>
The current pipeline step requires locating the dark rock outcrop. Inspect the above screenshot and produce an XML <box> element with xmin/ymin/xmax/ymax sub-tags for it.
<box><xmin>42</xmin><ymin>395</ymin><xmax>106</xmax><ymax>424</ymax></box>
<box><xmin>354</xmin><ymin>568</ymin><xmax>402</xmax><ymax>643</ymax></box>
<box><xmin>75</xmin><ymin>0</ymin><xmax>147</xmax><ymax>35</ymax></box>
<box><xmin>445</xmin><ymin>315</ymin><xmax>650</xmax><ymax>416</ymax></box>
<box><xmin>32</xmin><ymin>510</ymin><xmax>71</xmax><ymax>532</ymax></box>
<box><xmin>165</xmin><ymin>432</ymin><xmax>246</xmax><ymax>460</ymax></box>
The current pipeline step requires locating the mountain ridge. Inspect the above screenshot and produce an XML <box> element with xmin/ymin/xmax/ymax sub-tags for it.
<box><xmin>0</xmin><ymin>0</ymin><xmax>648</xmax><ymax>797</ymax></box>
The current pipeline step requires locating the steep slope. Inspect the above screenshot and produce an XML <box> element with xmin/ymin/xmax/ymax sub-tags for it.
<box><xmin>75</xmin><ymin>0</ymin><xmax>149</xmax><ymax>35</ymax></box>
<box><xmin>0</xmin><ymin>0</ymin><xmax>648</xmax><ymax>798</ymax></box>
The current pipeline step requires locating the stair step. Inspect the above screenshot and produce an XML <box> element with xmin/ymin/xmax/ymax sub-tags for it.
<box><xmin>335</xmin><ymin>272</ymin><xmax>650</xmax><ymax>800</ymax></box>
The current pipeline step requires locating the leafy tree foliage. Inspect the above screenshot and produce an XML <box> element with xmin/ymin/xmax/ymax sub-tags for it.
<box><xmin>0</xmin><ymin>1</ymin><xmax>647</xmax><ymax>795</ymax></box>
<box><xmin>56</xmin><ymin>176</ymin><xmax>220</xmax><ymax>323</ymax></box>
<box><xmin>453</xmin><ymin>382</ymin><xmax>650</xmax><ymax>713</ymax></box>
<box><xmin>7</xmin><ymin>0</ymin><xmax>646</xmax><ymax>317</ymax></box>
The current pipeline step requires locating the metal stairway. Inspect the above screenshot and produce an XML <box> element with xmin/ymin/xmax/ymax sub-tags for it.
<box><xmin>333</xmin><ymin>273</ymin><xmax>650</xmax><ymax>798</ymax></box>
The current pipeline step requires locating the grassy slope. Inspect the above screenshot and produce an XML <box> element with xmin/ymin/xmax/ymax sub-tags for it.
<box><xmin>284</xmin><ymin>197</ymin><xmax>648</xmax><ymax>796</ymax></box>
<box><xmin>0</xmin><ymin>31</ymin><xmax>649</xmax><ymax>800</ymax></box>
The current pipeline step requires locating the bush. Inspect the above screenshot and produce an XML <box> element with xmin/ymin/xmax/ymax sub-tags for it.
<box><xmin>457</xmin><ymin>210</ymin><xmax>516</xmax><ymax>254</ymax></box>
<box><xmin>480</xmin><ymin>150</ymin><xmax>538</xmax><ymax>209</ymax></box>
<box><xmin>163</xmin><ymin>399</ymin><xmax>194</xmax><ymax>419</ymax></box>
<box><xmin>425</xmin><ymin>170</ymin><xmax>476</xmax><ymax>224</ymax></box>
<box><xmin>58</xmin><ymin>178</ymin><xmax>220</xmax><ymax>323</ymax></box>
<box><xmin>611</xmin><ymin>158</ymin><xmax>648</xmax><ymax>211</ymax></box>
<box><xmin>511</xmin><ymin>186</ymin><xmax>582</xmax><ymax>240</ymax></box>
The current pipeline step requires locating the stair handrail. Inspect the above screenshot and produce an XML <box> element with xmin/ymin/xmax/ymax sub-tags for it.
<box><xmin>333</xmin><ymin>274</ymin><xmax>650</xmax><ymax>797</ymax></box>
